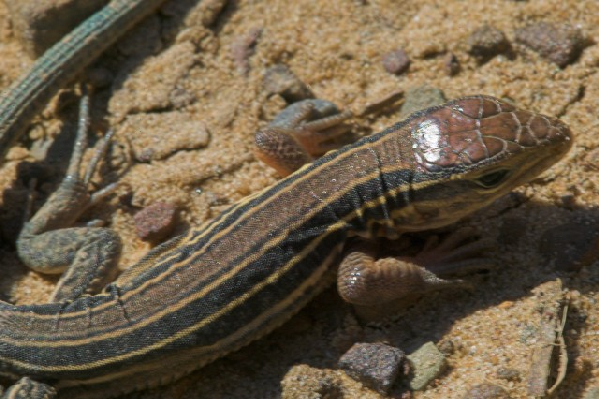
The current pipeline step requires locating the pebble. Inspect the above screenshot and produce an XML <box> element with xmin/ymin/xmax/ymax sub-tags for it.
<box><xmin>514</xmin><ymin>22</ymin><xmax>585</xmax><ymax>67</ymax></box>
<box><xmin>231</xmin><ymin>27</ymin><xmax>262</xmax><ymax>75</ymax></box>
<box><xmin>467</xmin><ymin>25</ymin><xmax>511</xmax><ymax>60</ymax></box>
<box><xmin>406</xmin><ymin>341</ymin><xmax>447</xmax><ymax>391</ymax></box>
<box><xmin>134</xmin><ymin>202</ymin><xmax>177</xmax><ymax>242</ymax></box>
<box><xmin>338</xmin><ymin>342</ymin><xmax>407</xmax><ymax>394</ymax></box>
<box><xmin>497</xmin><ymin>301</ymin><xmax>514</xmax><ymax>310</ymax></box>
<box><xmin>382</xmin><ymin>48</ymin><xmax>411</xmax><ymax>75</ymax></box>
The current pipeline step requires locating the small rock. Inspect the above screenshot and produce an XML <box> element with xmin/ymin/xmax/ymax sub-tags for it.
<box><xmin>134</xmin><ymin>202</ymin><xmax>177</xmax><ymax>242</ymax></box>
<box><xmin>539</xmin><ymin>221</ymin><xmax>599</xmax><ymax>271</ymax></box>
<box><xmin>382</xmin><ymin>48</ymin><xmax>411</xmax><ymax>75</ymax></box>
<box><xmin>262</xmin><ymin>64</ymin><xmax>314</xmax><ymax>103</ymax></box>
<box><xmin>463</xmin><ymin>384</ymin><xmax>511</xmax><ymax>399</ymax></box>
<box><xmin>400</xmin><ymin>86</ymin><xmax>446</xmax><ymax>118</ymax></box>
<box><xmin>496</xmin><ymin>368</ymin><xmax>521</xmax><ymax>382</ymax></box>
<box><xmin>467</xmin><ymin>25</ymin><xmax>511</xmax><ymax>60</ymax></box>
<box><xmin>443</xmin><ymin>52</ymin><xmax>460</xmax><ymax>76</ymax></box>
<box><xmin>231</xmin><ymin>27</ymin><xmax>262</xmax><ymax>75</ymax></box>
<box><xmin>407</xmin><ymin>342</ymin><xmax>447</xmax><ymax>391</ymax></box>
<box><xmin>514</xmin><ymin>22</ymin><xmax>585</xmax><ymax>67</ymax></box>
<box><xmin>338</xmin><ymin>342</ymin><xmax>407</xmax><ymax>394</ymax></box>
<box><xmin>169</xmin><ymin>88</ymin><xmax>197</xmax><ymax>110</ymax></box>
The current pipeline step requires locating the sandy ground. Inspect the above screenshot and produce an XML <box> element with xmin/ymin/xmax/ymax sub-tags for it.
<box><xmin>0</xmin><ymin>0</ymin><xmax>598</xmax><ymax>398</ymax></box>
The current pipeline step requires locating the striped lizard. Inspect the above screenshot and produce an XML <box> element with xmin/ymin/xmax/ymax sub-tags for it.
<box><xmin>0</xmin><ymin>0</ymin><xmax>573</xmax><ymax>398</ymax></box>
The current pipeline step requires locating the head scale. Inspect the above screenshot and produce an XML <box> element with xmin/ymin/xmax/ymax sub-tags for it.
<box><xmin>396</xmin><ymin>95</ymin><xmax>572</xmax><ymax>231</ymax></box>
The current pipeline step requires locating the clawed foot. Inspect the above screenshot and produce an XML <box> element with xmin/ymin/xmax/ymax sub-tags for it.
<box><xmin>254</xmin><ymin>99</ymin><xmax>352</xmax><ymax>176</ymax></box>
<box><xmin>337</xmin><ymin>228</ymin><xmax>496</xmax><ymax>310</ymax></box>
<box><xmin>401</xmin><ymin>227</ymin><xmax>496</xmax><ymax>277</ymax></box>
<box><xmin>16</xmin><ymin>88</ymin><xmax>121</xmax><ymax>302</ymax></box>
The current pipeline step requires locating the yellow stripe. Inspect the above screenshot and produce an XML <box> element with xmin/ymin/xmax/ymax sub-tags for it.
<box><xmin>0</xmin><ymin>167</ymin><xmax>447</xmax><ymax>353</ymax></box>
<box><xmin>0</xmin><ymin>222</ymin><xmax>343</xmax><ymax>371</ymax></box>
<box><xmin>57</xmin><ymin>245</ymin><xmax>343</xmax><ymax>388</ymax></box>
<box><xmin>0</xmin><ymin>166</ymin><xmax>380</xmax><ymax>344</ymax></box>
<box><xmin>0</xmin><ymin>159</ymin><xmax>431</xmax><ymax>354</ymax></box>
<box><xmin>5</xmin><ymin>131</ymin><xmax>405</xmax><ymax>321</ymax></box>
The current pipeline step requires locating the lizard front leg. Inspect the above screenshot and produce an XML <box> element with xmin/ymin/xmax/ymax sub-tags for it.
<box><xmin>254</xmin><ymin>99</ymin><xmax>352</xmax><ymax>176</ymax></box>
<box><xmin>254</xmin><ymin>101</ymin><xmax>497</xmax><ymax>317</ymax></box>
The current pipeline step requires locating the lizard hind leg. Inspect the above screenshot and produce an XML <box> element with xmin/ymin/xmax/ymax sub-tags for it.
<box><xmin>16</xmin><ymin>89</ymin><xmax>121</xmax><ymax>303</ymax></box>
<box><xmin>337</xmin><ymin>230</ymin><xmax>496</xmax><ymax>319</ymax></box>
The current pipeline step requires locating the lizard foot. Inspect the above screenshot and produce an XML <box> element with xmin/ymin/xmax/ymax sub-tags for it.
<box><xmin>254</xmin><ymin>99</ymin><xmax>352</xmax><ymax>176</ymax></box>
<box><xmin>16</xmin><ymin>88</ymin><xmax>121</xmax><ymax>302</ymax></box>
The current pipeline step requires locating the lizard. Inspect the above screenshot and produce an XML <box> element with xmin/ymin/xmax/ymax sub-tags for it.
<box><xmin>0</xmin><ymin>92</ymin><xmax>573</xmax><ymax>398</ymax></box>
<box><xmin>0</xmin><ymin>0</ymin><xmax>573</xmax><ymax>398</ymax></box>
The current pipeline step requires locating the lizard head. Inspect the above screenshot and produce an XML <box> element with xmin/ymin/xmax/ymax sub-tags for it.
<box><xmin>393</xmin><ymin>95</ymin><xmax>572</xmax><ymax>231</ymax></box>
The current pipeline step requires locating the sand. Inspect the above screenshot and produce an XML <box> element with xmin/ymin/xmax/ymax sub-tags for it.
<box><xmin>0</xmin><ymin>0</ymin><xmax>598</xmax><ymax>398</ymax></box>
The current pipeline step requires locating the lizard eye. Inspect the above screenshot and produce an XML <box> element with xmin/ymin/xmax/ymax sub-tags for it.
<box><xmin>474</xmin><ymin>169</ymin><xmax>510</xmax><ymax>188</ymax></box>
